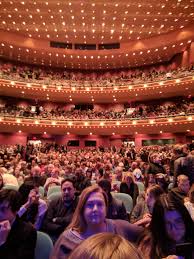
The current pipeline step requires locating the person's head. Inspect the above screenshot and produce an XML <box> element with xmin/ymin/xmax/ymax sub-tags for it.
<box><xmin>61</xmin><ymin>178</ymin><xmax>76</xmax><ymax>202</ymax></box>
<box><xmin>98</xmin><ymin>179</ymin><xmax>111</xmax><ymax>196</ymax></box>
<box><xmin>188</xmin><ymin>184</ymin><xmax>194</xmax><ymax>203</ymax></box>
<box><xmin>122</xmin><ymin>172</ymin><xmax>135</xmax><ymax>184</ymax></box>
<box><xmin>155</xmin><ymin>174</ymin><xmax>168</xmax><ymax>192</ymax></box>
<box><xmin>68</xmin><ymin>233</ymin><xmax>143</xmax><ymax>259</ymax></box>
<box><xmin>31</xmin><ymin>166</ymin><xmax>41</xmax><ymax>177</ymax></box>
<box><xmin>86</xmin><ymin>169</ymin><xmax>93</xmax><ymax>179</ymax></box>
<box><xmin>177</xmin><ymin>174</ymin><xmax>190</xmax><ymax>194</ymax></box>
<box><xmin>97</xmin><ymin>168</ymin><xmax>104</xmax><ymax>178</ymax></box>
<box><xmin>51</xmin><ymin>167</ymin><xmax>60</xmax><ymax>178</ymax></box>
<box><xmin>145</xmin><ymin>184</ymin><xmax>164</xmax><ymax>213</ymax></box>
<box><xmin>149</xmin><ymin>152</ymin><xmax>161</xmax><ymax>164</ymax></box>
<box><xmin>68</xmin><ymin>185</ymin><xmax>108</xmax><ymax>233</ymax></box>
<box><xmin>0</xmin><ymin>189</ymin><xmax>22</xmax><ymax>223</ymax></box>
<box><xmin>18</xmin><ymin>183</ymin><xmax>36</xmax><ymax>204</ymax></box>
<box><xmin>173</xmin><ymin>144</ymin><xmax>184</xmax><ymax>156</ymax></box>
<box><xmin>47</xmin><ymin>163</ymin><xmax>54</xmax><ymax>174</ymax></box>
<box><xmin>150</xmin><ymin>194</ymin><xmax>194</xmax><ymax>257</ymax></box>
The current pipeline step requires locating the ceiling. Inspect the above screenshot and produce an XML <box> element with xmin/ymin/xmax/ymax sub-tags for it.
<box><xmin>1</xmin><ymin>0</ymin><xmax>194</xmax><ymax>43</ymax></box>
<box><xmin>0</xmin><ymin>0</ymin><xmax>194</xmax><ymax>69</ymax></box>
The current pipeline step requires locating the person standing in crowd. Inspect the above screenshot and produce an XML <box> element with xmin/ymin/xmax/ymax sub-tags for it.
<box><xmin>146</xmin><ymin>152</ymin><xmax>166</xmax><ymax>175</ymax></box>
<box><xmin>170</xmin><ymin>174</ymin><xmax>190</xmax><ymax>203</ymax></box>
<box><xmin>0</xmin><ymin>189</ymin><xmax>37</xmax><ymax>259</ymax></box>
<box><xmin>98</xmin><ymin>179</ymin><xmax>128</xmax><ymax>221</ymax></box>
<box><xmin>172</xmin><ymin>144</ymin><xmax>187</xmax><ymax>184</ymax></box>
<box><xmin>42</xmin><ymin>178</ymin><xmax>78</xmax><ymax>242</ymax></box>
<box><xmin>51</xmin><ymin>185</ymin><xmax>143</xmax><ymax>259</ymax></box>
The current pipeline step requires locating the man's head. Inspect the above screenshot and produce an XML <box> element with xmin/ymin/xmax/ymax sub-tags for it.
<box><xmin>61</xmin><ymin>179</ymin><xmax>76</xmax><ymax>202</ymax></box>
<box><xmin>98</xmin><ymin>179</ymin><xmax>111</xmax><ymax>196</ymax></box>
<box><xmin>177</xmin><ymin>174</ymin><xmax>190</xmax><ymax>194</ymax></box>
<box><xmin>0</xmin><ymin>189</ymin><xmax>22</xmax><ymax>223</ymax></box>
<box><xmin>31</xmin><ymin>166</ymin><xmax>41</xmax><ymax>177</ymax></box>
<box><xmin>47</xmin><ymin>164</ymin><xmax>54</xmax><ymax>174</ymax></box>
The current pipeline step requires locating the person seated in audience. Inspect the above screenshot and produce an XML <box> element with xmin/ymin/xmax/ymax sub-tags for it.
<box><xmin>98</xmin><ymin>179</ymin><xmax>128</xmax><ymax>221</ymax></box>
<box><xmin>96</xmin><ymin>168</ymin><xmax>104</xmax><ymax>182</ymax></box>
<box><xmin>131</xmin><ymin>184</ymin><xmax>164</xmax><ymax>227</ymax></box>
<box><xmin>24</xmin><ymin>165</ymin><xmax>46</xmax><ymax>187</ymax></box>
<box><xmin>42</xmin><ymin>178</ymin><xmax>79</xmax><ymax>242</ymax></box>
<box><xmin>170</xmin><ymin>174</ymin><xmax>190</xmax><ymax>203</ymax></box>
<box><xmin>68</xmin><ymin>233</ymin><xmax>144</xmax><ymax>259</ymax></box>
<box><xmin>0</xmin><ymin>189</ymin><xmax>37</xmax><ymax>259</ymax></box>
<box><xmin>144</xmin><ymin>173</ymin><xmax>156</xmax><ymax>188</ymax></box>
<box><xmin>120</xmin><ymin>172</ymin><xmax>139</xmax><ymax>206</ymax></box>
<box><xmin>51</xmin><ymin>185</ymin><xmax>143</xmax><ymax>259</ymax></box>
<box><xmin>85</xmin><ymin>168</ymin><xmax>93</xmax><ymax>180</ymax></box>
<box><xmin>43</xmin><ymin>167</ymin><xmax>62</xmax><ymax>194</ymax></box>
<box><xmin>0</xmin><ymin>167</ymin><xmax>19</xmax><ymax>188</ymax></box>
<box><xmin>17</xmin><ymin>183</ymin><xmax>47</xmax><ymax>230</ymax></box>
<box><xmin>114</xmin><ymin>166</ymin><xmax>123</xmax><ymax>181</ymax></box>
<box><xmin>138</xmin><ymin>193</ymin><xmax>194</xmax><ymax>259</ymax></box>
<box><xmin>74</xmin><ymin>168</ymin><xmax>91</xmax><ymax>195</ymax></box>
<box><xmin>184</xmin><ymin>183</ymin><xmax>194</xmax><ymax>221</ymax></box>
<box><xmin>44</xmin><ymin>163</ymin><xmax>55</xmax><ymax>177</ymax></box>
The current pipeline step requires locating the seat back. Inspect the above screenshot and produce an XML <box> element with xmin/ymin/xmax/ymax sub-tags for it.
<box><xmin>39</xmin><ymin>186</ymin><xmax>45</xmax><ymax>198</ymax></box>
<box><xmin>3</xmin><ymin>184</ymin><xmax>19</xmax><ymax>191</ymax></box>
<box><xmin>136</xmin><ymin>182</ymin><xmax>145</xmax><ymax>193</ymax></box>
<box><xmin>111</xmin><ymin>192</ymin><xmax>133</xmax><ymax>213</ymax></box>
<box><xmin>47</xmin><ymin>185</ymin><xmax>61</xmax><ymax>198</ymax></box>
<box><xmin>35</xmin><ymin>231</ymin><xmax>53</xmax><ymax>259</ymax></box>
<box><xmin>47</xmin><ymin>191</ymin><xmax>61</xmax><ymax>203</ymax></box>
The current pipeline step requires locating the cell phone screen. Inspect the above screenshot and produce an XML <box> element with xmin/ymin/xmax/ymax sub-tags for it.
<box><xmin>176</xmin><ymin>242</ymin><xmax>193</xmax><ymax>258</ymax></box>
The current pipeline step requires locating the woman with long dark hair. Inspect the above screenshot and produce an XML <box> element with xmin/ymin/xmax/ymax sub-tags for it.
<box><xmin>138</xmin><ymin>194</ymin><xmax>194</xmax><ymax>258</ymax></box>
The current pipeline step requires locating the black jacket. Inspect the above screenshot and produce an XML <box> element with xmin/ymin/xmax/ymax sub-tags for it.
<box><xmin>42</xmin><ymin>196</ymin><xmax>79</xmax><ymax>239</ymax></box>
<box><xmin>0</xmin><ymin>216</ymin><xmax>37</xmax><ymax>259</ymax></box>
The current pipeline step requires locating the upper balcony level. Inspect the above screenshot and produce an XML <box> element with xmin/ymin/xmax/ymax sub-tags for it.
<box><xmin>0</xmin><ymin>60</ymin><xmax>194</xmax><ymax>102</ymax></box>
<box><xmin>0</xmin><ymin>96</ymin><xmax>194</xmax><ymax>135</ymax></box>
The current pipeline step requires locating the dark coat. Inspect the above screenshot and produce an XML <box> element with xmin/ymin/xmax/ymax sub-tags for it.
<box><xmin>107</xmin><ymin>194</ymin><xmax>128</xmax><ymax>221</ymax></box>
<box><xmin>120</xmin><ymin>182</ymin><xmax>139</xmax><ymax>206</ymax></box>
<box><xmin>42</xmin><ymin>196</ymin><xmax>78</xmax><ymax>240</ymax></box>
<box><xmin>0</xmin><ymin>216</ymin><xmax>37</xmax><ymax>259</ymax></box>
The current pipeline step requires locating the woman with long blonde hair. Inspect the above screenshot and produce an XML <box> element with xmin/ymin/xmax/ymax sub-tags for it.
<box><xmin>120</xmin><ymin>172</ymin><xmax>139</xmax><ymax>205</ymax></box>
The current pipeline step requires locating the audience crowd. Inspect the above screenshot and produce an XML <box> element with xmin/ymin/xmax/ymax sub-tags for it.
<box><xmin>0</xmin><ymin>97</ymin><xmax>194</xmax><ymax>121</ymax></box>
<box><xmin>0</xmin><ymin>59</ymin><xmax>194</xmax><ymax>89</ymax></box>
<box><xmin>0</xmin><ymin>142</ymin><xmax>194</xmax><ymax>258</ymax></box>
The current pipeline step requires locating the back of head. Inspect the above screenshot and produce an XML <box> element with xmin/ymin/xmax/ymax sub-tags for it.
<box><xmin>173</xmin><ymin>144</ymin><xmax>184</xmax><ymax>155</ymax></box>
<box><xmin>0</xmin><ymin>189</ymin><xmax>22</xmax><ymax>212</ymax></box>
<box><xmin>18</xmin><ymin>183</ymin><xmax>35</xmax><ymax>204</ymax></box>
<box><xmin>68</xmin><ymin>233</ymin><xmax>143</xmax><ymax>259</ymax></box>
<box><xmin>98</xmin><ymin>179</ymin><xmax>111</xmax><ymax>194</ymax></box>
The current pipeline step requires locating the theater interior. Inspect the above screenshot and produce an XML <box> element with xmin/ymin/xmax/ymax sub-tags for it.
<box><xmin>0</xmin><ymin>0</ymin><xmax>194</xmax><ymax>147</ymax></box>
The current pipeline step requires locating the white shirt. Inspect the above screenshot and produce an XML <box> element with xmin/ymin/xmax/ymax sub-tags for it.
<box><xmin>184</xmin><ymin>201</ymin><xmax>194</xmax><ymax>221</ymax></box>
